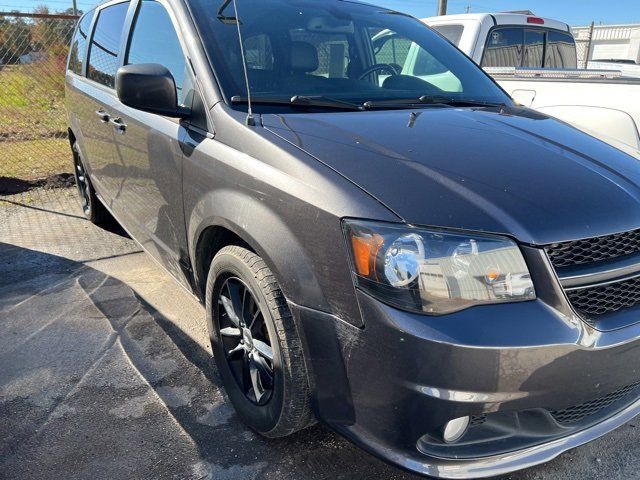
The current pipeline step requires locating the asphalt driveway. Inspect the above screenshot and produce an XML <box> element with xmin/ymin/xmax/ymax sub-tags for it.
<box><xmin>1</xmin><ymin>187</ymin><xmax>640</xmax><ymax>480</ymax></box>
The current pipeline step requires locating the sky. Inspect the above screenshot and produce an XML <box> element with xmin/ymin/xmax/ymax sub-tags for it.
<box><xmin>374</xmin><ymin>0</ymin><xmax>640</xmax><ymax>26</ymax></box>
<box><xmin>0</xmin><ymin>0</ymin><xmax>638</xmax><ymax>26</ymax></box>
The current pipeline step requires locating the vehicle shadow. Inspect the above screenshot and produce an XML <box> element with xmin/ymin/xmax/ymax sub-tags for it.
<box><xmin>0</xmin><ymin>243</ymin><xmax>414</xmax><ymax>480</ymax></box>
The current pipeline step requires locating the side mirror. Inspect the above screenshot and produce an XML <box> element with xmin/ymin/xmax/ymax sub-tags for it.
<box><xmin>115</xmin><ymin>63</ymin><xmax>189</xmax><ymax>118</ymax></box>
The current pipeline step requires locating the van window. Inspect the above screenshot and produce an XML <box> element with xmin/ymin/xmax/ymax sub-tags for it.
<box><xmin>482</xmin><ymin>28</ymin><xmax>523</xmax><ymax>68</ymax></box>
<box><xmin>430</xmin><ymin>24</ymin><xmax>464</xmax><ymax>46</ymax></box>
<box><xmin>68</xmin><ymin>11</ymin><xmax>94</xmax><ymax>74</ymax></box>
<box><xmin>87</xmin><ymin>2</ymin><xmax>130</xmax><ymax>88</ymax></box>
<box><xmin>126</xmin><ymin>0</ymin><xmax>187</xmax><ymax>102</ymax></box>
<box><xmin>545</xmin><ymin>31</ymin><xmax>577</xmax><ymax>68</ymax></box>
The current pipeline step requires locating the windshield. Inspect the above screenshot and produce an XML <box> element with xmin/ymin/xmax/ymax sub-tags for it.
<box><xmin>190</xmin><ymin>0</ymin><xmax>511</xmax><ymax>110</ymax></box>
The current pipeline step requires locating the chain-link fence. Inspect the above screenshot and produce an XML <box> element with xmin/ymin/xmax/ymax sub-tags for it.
<box><xmin>572</xmin><ymin>24</ymin><xmax>594</xmax><ymax>69</ymax></box>
<box><xmin>0</xmin><ymin>12</ymin><xmax>78</xmax><ymax>192</ymax></box>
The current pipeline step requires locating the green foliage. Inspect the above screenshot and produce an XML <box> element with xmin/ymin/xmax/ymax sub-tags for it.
<box><xmin>0</xmin><ymin>11</ymin><xmax>77</xmax><ymax>180</ymax></box>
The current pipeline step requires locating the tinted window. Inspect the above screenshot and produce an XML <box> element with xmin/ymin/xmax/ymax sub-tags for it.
<box><xmin>126</xmin><ymin>0</ymin><xmax>187</xmax><ymax>102</ymax></box>
<box><xmin>68</xmin><ymin>10</ymin><xmax>94</xmax><ymax>74</ymax></box>
<box><xmin>523</xmin><ymin>30</ymin><xmax>544</xmax><ymax>67</ymax></box>
<box><xmin>374</xmin><ymin>35</ymin><xmax>411</xmax><ymax>68</ymax></box>
<box><xmin>431</xmin><ymin>24</ymin><xmax>464</xmax><ymax>46</ymax></box>
<box><xmin>482</xmin><ymin>28</ymin><xmax>523</xmax><ymax>67</ymax></box>
<box><xmin>87</xmin><ymin>2</ymin><xmax>130</xmax><ymax>88</ymax></box>
<box><xmin>545</xmin><ymin>31</ymin><xmax>577</xmax><ymax>68</ymax></box>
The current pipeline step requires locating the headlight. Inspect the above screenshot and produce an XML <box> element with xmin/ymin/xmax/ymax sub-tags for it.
<box><xmin>344</xmin><ymin>220</ymin><xmax>535</xmax><ymax>315</ymax></box>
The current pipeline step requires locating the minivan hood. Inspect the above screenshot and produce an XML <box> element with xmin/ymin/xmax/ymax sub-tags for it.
<box><xmin>263</xmin><ymin>106</ymin><xmax>640</xmax><ymax>245</ymax></box>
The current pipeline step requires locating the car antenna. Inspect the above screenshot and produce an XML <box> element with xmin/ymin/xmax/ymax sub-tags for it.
<box><xmin>217</xmin><ymin>0</ymin><xmax>255</xmax><ymax>126</ymax></box>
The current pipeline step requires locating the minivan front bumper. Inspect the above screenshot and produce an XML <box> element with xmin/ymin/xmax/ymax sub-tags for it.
<box><xmin>291</xmin><ymin>290</ymin><xmax>640</xmax><ymax>478</ymax></box>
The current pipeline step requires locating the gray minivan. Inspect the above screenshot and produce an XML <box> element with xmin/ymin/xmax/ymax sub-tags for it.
<box><xmin>66</xmin><ymin>0</ymin><xmax>640</xmax><ymax>477</ymax></box>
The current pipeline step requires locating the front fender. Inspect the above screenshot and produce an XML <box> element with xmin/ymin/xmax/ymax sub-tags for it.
<box><xmin>188</xmin><ymin>189</ymin><xmax>325</xmax><ymax>312</ymax></box>
<box><xmin>181</xmin><ymin>112</ymin><xmax>399</xmax><ymax>327</ymax></box>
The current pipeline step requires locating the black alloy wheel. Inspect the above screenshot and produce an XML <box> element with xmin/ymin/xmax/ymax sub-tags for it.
<box><xmin>73</xmin><ymin>143</ymin><xmax>92</xmax><ymax>217</ymax></box>
<box><xmin>217</xmin><ymin>276</ymin><xmax>275</xmax><ymax>405</ymax></box>
<box><xmin>71</xmin><ymin>141</ymin><xmax>108</xmax><ymax>225</ymax></box>
<box><xmin>206</xmin><ymin>245</ymin><xmax>314</xmax><ymax>437</ymax></box>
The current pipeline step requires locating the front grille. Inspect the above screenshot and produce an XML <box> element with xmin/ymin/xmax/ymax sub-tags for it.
<box><xmin>545</xmin><ymin>228</ymin><xmax>640</xmax><ymax>269</ymax></box>
<box><xmin>567</xmin><ymin>276</ymin><xmax>640</xmax><ymax>318</ymax></box>
<box><xmin>550</xmin><ymin>382</ymin><xmax>640</xmax><ymax>425</ymax></box>
<box><xmin>544</xmin><ymin>229</ymin><xmax>640</xmax><ymax>321</ymax></box>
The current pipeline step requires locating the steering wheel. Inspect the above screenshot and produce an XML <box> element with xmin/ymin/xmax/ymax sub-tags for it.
<box><xmin>358</xmin><ymin>63</ymin><xmax>402</xmax><ymax>80</ymax></box>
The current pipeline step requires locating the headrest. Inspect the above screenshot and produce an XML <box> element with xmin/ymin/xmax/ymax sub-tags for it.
<box><xmin>290</xmin><ymin>41</ymin><xmax>319</xmax><ymax>73</ymax></box>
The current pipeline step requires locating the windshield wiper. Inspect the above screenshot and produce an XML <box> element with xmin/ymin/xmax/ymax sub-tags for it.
<box><xmin>362</xmin><ymin>96</ymin><xmax>505</xmax><ymax>110</ymax></box>
<box><xmin>418</xmin><ymin>96</ymin><xmax>506</xmax><ymax>107</ymax></box>
<box><xmin>231</xmin><ymin>95</ymin><xmax>364</xmax><ymax>111</ymax></box>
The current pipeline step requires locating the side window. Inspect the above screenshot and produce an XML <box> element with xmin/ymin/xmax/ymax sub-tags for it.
<box><xmin>481</xmin><ymin>28</ymin><xmax>524</xmax><ymax>68</ymax></box>
<box><xmin>126</xmin><ymin>0</ymin><xmax>187</xmax><ymax>103</ymax></box>
<box><xmin>68</xmin><ymin>10</ymin><xmax>95</xmax><ymax>74</ymax></box>
<box><xmin>523</xmin><ymin>30</ymin><xmax>544</xmax><ymax>67</ymax></box>
<box><xmin>374</xmin><ymin>35</ymin><xmax>412</xmax><ymax>68</ymax></box>
<box><xmin>370</xmin><ymin>30</ymin><xmax>462</xmax><ymax>93</ymax></box>
<box><xmin>414</xmin><ymin>48</ymin><xmax>449</xmax><ymax>76</ymax></box>
<box><xmin>545</xmin><ymin>31</ymin><xmax>577</xmax><ymax>68</ymax></box>
<box><xmin>87</xmin><ymin>2</ymin><xmax>130</xmax><ymax>88</ymax></box>
<box><xmin>430</xmin><ymin>24</ymin><xmax>464</xmax><ymax>46</ymax></box>
<box><xmin>244</xmin><ymin>34</ymin><xmax>274</xmax><ymax>71</ymax></box>
<box><xmin>289</xmin><ymin>30</ymin><xmax>350</xmax><ymax>78</ymax></box>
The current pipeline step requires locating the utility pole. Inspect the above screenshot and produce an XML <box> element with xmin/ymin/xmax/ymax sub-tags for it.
<box><xmin>437</xmin><ymin>0</ymin><xmax>447</xmax><ymax>16</ymax></box>
<box><xmin>72</xmin><ymin>0</ymin><xmax>77</xmax><ymax>15</ymax></box>
<box><xmin>465</xmin><ymin>4</ymin><xmax>471</xmax><ymax>13</ymax></box>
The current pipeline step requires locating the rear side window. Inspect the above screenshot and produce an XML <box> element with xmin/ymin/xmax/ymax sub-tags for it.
<box><xmin>545</xmin><ymin>31</ymin><xmax>577</xmax><ymax>68</ymax></box>
<box><xmin>87</xmin><ymin>1</ymin><xmax>130</xmax><ymax>88</ymax></box>
<box><xmin>374</xmin><ymin>35</ymin><xmax>412</xmax><ymax>68</ymax></box>
<box><xmin>126</xmin><ymin>0</ymin><xmax>187</xmax><ymax>102</ymax></box>
<box><xmin>482</xmin><ymin>28</ymin><xmax>523</xmax><ymax>68</ymax></box>
<box><xmin>68</xmin><ymin>11</ymin><xmax>95</xmax><ymax>74</ymax></box>
<box><xmin>431</xmin><ymin>24</ymin><xmax>464</xmax><ymax>46</ymax></box>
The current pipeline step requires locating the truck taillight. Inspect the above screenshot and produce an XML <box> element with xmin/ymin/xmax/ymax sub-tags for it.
<box><xmin>527</xmin><ymin>17</ymin><xmax>545</xmax><ymax>25</ymax></box>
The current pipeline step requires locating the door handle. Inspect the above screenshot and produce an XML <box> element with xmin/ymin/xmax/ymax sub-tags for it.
<box><xmin>110</xmin><ymin>117</ymin><xmax>127</xmax><ymax>134</ymax></box>
<box><xmin>95</xmin><ymin>109</ymin><xmax>110</xmax><ymax>123</ymax></box>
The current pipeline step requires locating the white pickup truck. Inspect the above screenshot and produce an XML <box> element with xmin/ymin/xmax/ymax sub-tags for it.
<box><xmin>391</xmin><ymin>13</ymin><xmax>640</xmax><ymax>151</ymax></box>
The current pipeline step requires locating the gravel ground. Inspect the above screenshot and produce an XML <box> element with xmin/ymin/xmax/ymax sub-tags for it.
<box><xmin>1</xmin><ymin>187</ymin><xmax>639</xmax><ymax>480</ymax></box>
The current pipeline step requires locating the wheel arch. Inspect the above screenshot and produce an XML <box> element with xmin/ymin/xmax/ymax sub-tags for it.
<box><xmin>188</xmin><ymin>194</ymin><xmax>325</xmax><ymax>310</ymax></box>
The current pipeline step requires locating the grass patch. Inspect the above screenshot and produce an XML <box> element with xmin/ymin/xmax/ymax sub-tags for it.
<box><xmin>0</xmin><ymin>138</ymin><xmax>72</xmax><ymax>180</ymax></box>
<box><xmin>0</xmin><ymin>64</ymin><xmax>67</xmax><ymax>141</ymax></box>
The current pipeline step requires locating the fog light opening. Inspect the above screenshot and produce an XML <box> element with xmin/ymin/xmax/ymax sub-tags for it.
<box><xmin>442</xmin><ymin>416</ymin><xmax>470</xmax><ymax>443</ymax></box>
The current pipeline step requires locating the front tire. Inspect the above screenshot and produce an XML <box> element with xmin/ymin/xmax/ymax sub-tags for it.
<box><xmin>206</xmin><ymin>245</ymin><xmax>313</xmax><ymax>437</ymax></box>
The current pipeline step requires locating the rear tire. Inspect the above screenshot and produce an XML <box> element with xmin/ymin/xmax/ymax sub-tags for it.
<box><xmin>206</xmin><ymin>245</ymin><xmax>314</xmax><ymax>437</ymax></box>
<box><xmin>72</xmin><ymin>141</ymin><xmax>108</xmax><ymax>225</ymax></box>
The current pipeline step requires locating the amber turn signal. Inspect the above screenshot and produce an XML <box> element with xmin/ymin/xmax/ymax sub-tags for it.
<box><xmin>350</xmin><ymin>233</ymin><xmax>384</xmax><ymax>277</ymax></box>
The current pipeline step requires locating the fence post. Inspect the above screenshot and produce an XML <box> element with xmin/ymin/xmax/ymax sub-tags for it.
<box><xmin>585</xmin><ymin>21</ymin><xmax>595</xmax><ymax>69</ymax></box>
